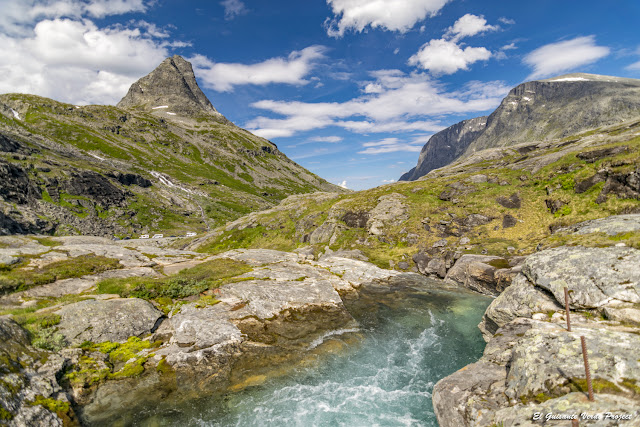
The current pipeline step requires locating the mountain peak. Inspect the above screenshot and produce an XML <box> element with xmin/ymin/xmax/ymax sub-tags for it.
<box><xmin>117</xmin><ymin>55</ymin><xmax>226</xmax><ymax>120</ymax></box>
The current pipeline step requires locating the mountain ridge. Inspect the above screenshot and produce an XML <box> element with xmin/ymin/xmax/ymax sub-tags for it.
<box><xmin>0</xmin><ymin>56</ymin><xmax>345</xmax><ymax>237</ymax></box>
<box><xmin>400</xmin><ymin>72</ymin><xmax>640</xmax><ymax>181</ymax></box>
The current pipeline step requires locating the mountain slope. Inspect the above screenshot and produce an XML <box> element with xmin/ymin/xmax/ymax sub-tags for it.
<box><xmin>0</xmin><ymin>56</ymin><xmax>345</xmax><ymax>237</ymax></box>
<box><xmin>400</xmin><ymin>73</ymin><xmax>640</xmax><ymax>181</ymax></box>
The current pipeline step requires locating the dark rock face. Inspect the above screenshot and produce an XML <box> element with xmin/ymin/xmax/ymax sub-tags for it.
<box><xmin>341</xmin><ymin>211</ymin><xmax>370</xmax><ymax>228</ymax></box>
<box><xmin>544</xmin><ymin>199</ymin><xmax>567</xmax><ymax>214</ymax></box>
<box><xmin>117</xmin><ymin>55</ymin><xmax>226</xmax><ymax>120</ymax></box>
<box><xmin>496</xmin><ymin>193</ymin><xmax>521</xmax><ymax>209</ymax></box>
<box><xmin>0</xmin><ymin>132</ymin><xmax>26</xmax><ymax>153</ymax></box>
<box><xmin>399</xmin><ymin>116</ymin><xmax>488</xmax><ymax>181</ymax></box>
<box><xmin>67</xmin><ymin>172</ymin><xmax>129</xmax><ymax>208</ymax></box>
<box><xmin>577</xmin><ymin>145</ymin><xmax>629</xmax><ymax>163</ymax></box>
<box><xmin>401</xmin><ymin>73</ymin><xmax>640</xmax><ymax>181</ymax></box>
<box><xmin>502</xmin><ymin>214</ymin><xmax>517</xmax><ymax>228</ymax></box>
<box><xmin>108</xmin><ymin>172</ymin><xmax>152</xmax><ymax>188</ymax></box>
<box><xmin>0</xmin><ymin>159</ymin><xmax>41</xmax><ymax>204</ymax></box>
<box><xmin>574</xmin><ymin>172</ymin><xmax>606</xmax><ymax>193</ymax></box>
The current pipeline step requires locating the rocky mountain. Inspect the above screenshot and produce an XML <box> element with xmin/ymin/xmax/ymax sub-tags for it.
<box><xmin>400</xmin><ymin>73</ymin><xmax>640</xmax><ymax>181</ymax></box>
<box><xmin>0</xmin><ymin>56</ymin><xmax>344</xmax><ymax>237</ymax></box>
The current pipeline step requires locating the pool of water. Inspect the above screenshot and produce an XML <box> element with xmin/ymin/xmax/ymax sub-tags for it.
<box><xmin>137</xmin><ymin>283</ymin><xmax>491</xmax><ymax>426</ymax></box>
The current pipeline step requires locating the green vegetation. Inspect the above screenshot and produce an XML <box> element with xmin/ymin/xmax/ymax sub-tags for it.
<box><xmin>0</xmin><ymin>255</ymin><xmax>122</xmax><ymax>294</ymax></box>
<box><xmin>12</xmin><ymin>312</ymin><xmax>66</xmax><ymax>351</ymax></box>
<box><xmin>96</xmin><ymin>258</ymin><xmax>251</xmax><ymax>312</ymax></box>
<box><xmin>570</xmin><ymin>377</ymin><xmax>622</xmax><ymax>394</ymax></box>
<box><xmin>27</xmin><ymin>395</ymin><xmax>70</xmax><ymax>416</ymax></box>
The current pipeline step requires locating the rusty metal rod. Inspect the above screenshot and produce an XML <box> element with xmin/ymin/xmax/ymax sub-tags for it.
<box><xmin>580</xmin><ymin>336</ymin><xmax>594</xmax><ymax>401</ymax></box>
<box><xmin>564</xmin><ymin>287</ymin><xmax>572</xmax><ymax>332</ymax></box>
<box><xmin>572</xmin><ymin>418</ymin><xmax>579</xmax><ymax>427</ymax></box>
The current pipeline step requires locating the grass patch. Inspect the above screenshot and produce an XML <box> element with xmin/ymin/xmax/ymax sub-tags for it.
<box><xmin>0</xmin><ymin>255</ymin><xmax>122</xmax><ymax>295</ymax></box>
<box><xmin>13</xmin><ymin>312</ymin><xmax>66</xmax><ymax>351</ymax></box>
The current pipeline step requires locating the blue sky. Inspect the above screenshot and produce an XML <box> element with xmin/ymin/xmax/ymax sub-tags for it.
<box><xmin>1</xmin><ymin>0</ymin><xmax>640</xmax><ymax>189</ymax></box>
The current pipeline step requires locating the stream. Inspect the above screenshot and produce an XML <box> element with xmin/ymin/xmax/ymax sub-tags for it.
<box><xmin>135</xmin><ymin>282</ymin><xmax>491</xmax><ymax>426</ymax></box>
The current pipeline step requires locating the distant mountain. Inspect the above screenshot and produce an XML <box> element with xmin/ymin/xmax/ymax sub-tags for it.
<box><xmin>400</xmin><ymin>73</ymin><xmax>640</xmax><ymax>181</ymax></box>
<box><xmin>0</xmin><ymin>56</ymin><xmax>345</xmax><ymax>237</ymax></box>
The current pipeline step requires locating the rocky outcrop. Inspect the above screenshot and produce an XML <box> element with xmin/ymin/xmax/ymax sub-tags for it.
<box><xmin>56</xmin><ymin>298</ymin><xmax>164</xmax><ymax>346</ymax></box>
<box><xmin>399</xmin><ymin>116</ymin><xmax>487</xmax><ymax>181</ymax></box>
<box><xmin>63</xmin><ymin>249</ymin><xmax>405</xmax><ymax>424</ymax></box>
<box><xmin>0</xmin><ymin>318</ymin><xmax>74</xmax><ymax>426</ymax></box>
<box><xmin>435</xmin><ymin>243</ymin><xmax>640</xmax><ymax>426</ymax></box>
<box><xmin>117</xmin><ymin>55</ymin><xmax>226</xmax><ymax>120</ymax></box>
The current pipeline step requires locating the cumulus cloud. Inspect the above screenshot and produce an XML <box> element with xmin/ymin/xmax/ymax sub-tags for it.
<box><xmin>220</xmin><ymin>0</ymin><xmax>248</xmax><ymax>20</ymax></box>
<box><xmin>524</xmin><ymin>35</ymin><xmax>610</xmax><ymax>79</ymax></box>
<box><xmin>409</xmin><ymin>14</ymin><xmax>495</xmax><ymax>75</ymax></box>
<box><xmin>408</xmin><ymin>39</ymin><xmax>491</xmax><ymax>75</ymax></box>
<box><xmin>0</xmin><ymin>16</ymin><xmax>171</xmax><ymax>105</ymax></box>
<box><xmin>0</xmin><ymin>0</ymin><xmax>147</xmax><ymax>35</ymax></box>
<box><xmin>190</xmin><ymin>46</ymin><xmax>327</xmax><ymax>92</ymax></box>
<box><xmin>247</xmin><ymin>70</ymin><xmax>509</xmax><ymax>139</ymax></box>
<box><xmin>338</xmin><ymin>180</ymin><xmax>348</xmax><ymax>189</ymax></box>
<box><xmin>445</xmin><ymin>14</ymin><xmax>497</xmax><ymax>41</ymax></box>
<box><xmin>324</xmin><ymin>0</ymin><xmax>449</xmax><ymax>37</ymax></box>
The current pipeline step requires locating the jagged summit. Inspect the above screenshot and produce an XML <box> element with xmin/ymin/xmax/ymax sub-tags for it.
<box><xmin>117</xmin><ymin>55</ymin><xmax>226</xmax><ymax>121</ymax></box>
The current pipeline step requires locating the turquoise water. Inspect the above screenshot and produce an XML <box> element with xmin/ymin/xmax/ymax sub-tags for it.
<box><xmin>138</xmin><ymin>285</ymin><xmax>491</xmax><ymax>427</ymax></box>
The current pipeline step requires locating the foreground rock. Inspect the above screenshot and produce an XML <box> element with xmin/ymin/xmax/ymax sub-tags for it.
<box><xmin>65</xmin><ymin>249</ymin><xmax>407</xmax><ymax>425</ymax></box>
<box><xmin>434</xmin><ymin>244</ymin><xmax>640</xmax><ymax>426</ymax></box>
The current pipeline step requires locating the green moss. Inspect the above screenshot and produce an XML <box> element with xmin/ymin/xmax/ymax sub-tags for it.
<box><xmin>487</xmin><ymin>259</ymin><xmax>510</xmax><ymax>269</ymax></box>
<box><xmin>553</xmin><ymin>205</ymin><xmax>573</xmax><ymax>217</ymax></box>
<box><xmin>570</xmin><ymin>377</ymin><xmax>622</xmax><ymax>394</ymax></box>
<box><xmin>109</xmin><ymin>356</ymin><xmax>148</xmax><ymax>379</ymax></box>
<box><xmin>194</xmin><ymin>295</ymin><xmax>220</xmax><ymax>308</ymax></box>
<box><xmin>620</xmin><ymin>378</ymin><xmax>640</xmax><ymax>395</ymax></box>
<box><xmin>155</xmin><ymin>357</ymin><xmax>174</xmax><ymax>375</ymax></box>
<box><xmin>64</xmin><ymin>356</ymin><xmax>110</xmax><ymax>387</ymax></box>
<box><xmin>0</xmin><ymin>406</ymin><xmax>13</xmax><ymax>420</ymax></box>
<box><xmin>27</xmin><ymin>395</ymin><xmax>70</xmax><ymax>415</ymax></box>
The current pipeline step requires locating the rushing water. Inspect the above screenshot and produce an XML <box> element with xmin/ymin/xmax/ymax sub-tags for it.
<box><xmin>137</xmin><ymin>284</ymin><xmax>491</xmax><ymax>427</ymax></box>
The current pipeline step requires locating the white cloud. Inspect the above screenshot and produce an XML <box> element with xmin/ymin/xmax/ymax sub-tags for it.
<box><xmin>408</xmin><ymin>39</ymin><xmax>491</xmax><ymax>75</ymax></box>
<box><xmin>498</xmin><ymin>17</ymin><xmax>515</xmax><ymax>25</ymax></box>
<box><xmin>408</xmin><ymin>14</ymin><xmax>496</xmax><ymax>75</ymax></box>
<box><xmin>310</xmin><ymin>136</ymin><xmax>343</xmax><ymax>143</ymax></box>
<box><xmin>358</xmin><ymin>137</ymin><xmax>423</xmax><ymax>154</ymax></box>
<box><xmin>338</xmin><ymin>180</ymin><xmax>348</xmax><ymax>189</ymax></box>
<box><xmin>445</xmin><ymin>14</ymin><xmax>497</xmax><ymax>41</ymax></box>
<box><xmin>0</xmin><ymin>17</ymin><xmax>170</xmax><ymax>105</ymax></box>
<box><xmin>190</xmin><ymin>46</ymin><xmax>326</xmax><ymax>92</ymax></box>
<box><xmin>381</xmin><ymin>179</ymin><xmax>396</xmax><ymax>183</ymax></box>
<box><xmin>220</xmin><ymin>0</ymin><xmax>248</xmax><ymax>20</ymax></box>
<box><xmin>324</xmin><ymin>0</ymin><xmax>449</xmax><ymax>37</ymax></box>
<box><xmin>247</xmin><ymin>71</ymin><xmax>509</xmax><ymax>139</ymax></box>
<box><xmin>627</xmin><ymin>61</ymin><xmax>640</xmax><ymax>71</ymax></box>
<box><xmin>524</xmin><ymin>35</ymin><xmax>610</xmax><ymax>80</ymax></box>
<box><xmin>0</xmin><ymin>0</ymin><xmax>147</xmax><ymax>35</ymax></box>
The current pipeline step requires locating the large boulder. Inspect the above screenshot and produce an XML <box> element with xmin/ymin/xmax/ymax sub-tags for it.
<box><xmin>445</xmin><ymin>254</ymin><xmax>506</xmax><ymax>296</ymax></box>
<box><xmin>56</xmin><ymin>298</ymin><xmax>164</xmax><ymax>345</ymax></box>
<box><xmin>522</xmin><ymin>246</ymin><xmax>640</xmax><ymax>308</ymax></box>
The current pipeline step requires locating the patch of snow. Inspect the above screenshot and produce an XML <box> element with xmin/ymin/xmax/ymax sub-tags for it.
<box><xmin>509</xmin><ymin>101</ymin><xmax>518</xmax><ymax>105</ymax></box>
<box><xmin>522</xmin><ymin>96</ymin><xmax>532</xmax><ymax>101</ymax></box>
<box><xmin>166</xmin><ymin>112</ymin><xmax>176</xmax><ymax>115</ymax></box>
<box><xmin>549</xmin><ymin>77</ymin><xmax>591</xmax><ymax>82</ymax></box>
<box><xmin>89</xmin><ymin>153</ymin><xmax>105</xmax><ymax>161</ymax></box>
<box><xmin>10</xmin><ymin>109</ymin><xmax>20</xmax><ymax>120</ymax></box>
<box><xmin>75</xmin><ymin>106</ymin><xmax>80</xmax><ymax>109</ymax></box>
<box><xmin>152</xmin><ymin>105</ymin><xmax>169</xmax><ymax>109</ymax></box>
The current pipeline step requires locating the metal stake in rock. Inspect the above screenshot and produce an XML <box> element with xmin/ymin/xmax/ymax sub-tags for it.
<box><xmin>572</xmin><ymin>418</ymin><xmax>579</xmax><ymax>427</ymax></box>
<box><xmin>564</xmin><ymin>287</ymin><xmax>572</xmax><ymax>332</ymax></box>
<box><xmin>580</xmin><ymin>336</ymin><xmax>594</xmax><ymax>402</ymax></box>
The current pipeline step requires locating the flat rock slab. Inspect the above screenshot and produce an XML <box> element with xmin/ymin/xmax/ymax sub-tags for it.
<box><xmin>56</xmin><ymin>298</ymin><xmax>163</xmax><ymax>345</ymax></box>
<box><xmin>494</xmin><ymin>393</ymin><xmax>640</xmax><ymax>426</ymax></box>
<box><xmin>556</xmin><ymin>214</ymin><xmax>640</xmax><ymax>236</ymax></box>
<box><xmin>523</xmin><ymin>246</ymin><xmax>640</xmax><ymax>308</ymax></box>
<box><xmin>313</xmin><ymin>256</ymin><xmax>400</xmax><ymax>286</ymax></box>
<box><xmin>214</xmin><ymin>249</ymin><xmax>302</xmax><ymax>266</ymax></box>
<box><xmin>60</xmin><ymin>244</ymin><xmax>155</xmax><ymax>268</ymax></box>
<box><xmin>18</xmin><ymin>267</ymin><xmax>160</xmax><ymax>298</ymax></box>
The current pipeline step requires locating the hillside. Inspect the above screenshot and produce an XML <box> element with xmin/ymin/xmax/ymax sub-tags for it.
<box><xmin>400</xmin><ymin>73</ymin><xmax>640</xmax><ymax>181</ymax></box>
<box><xmin>190</xmin><ymin>115</ymin><xmax>640</xmax><ymax>269</ymax></box>
<box><xmin>0</xmin><ymin>56</ymin><xmax>344</xmax><ymax>237</ymax></box>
